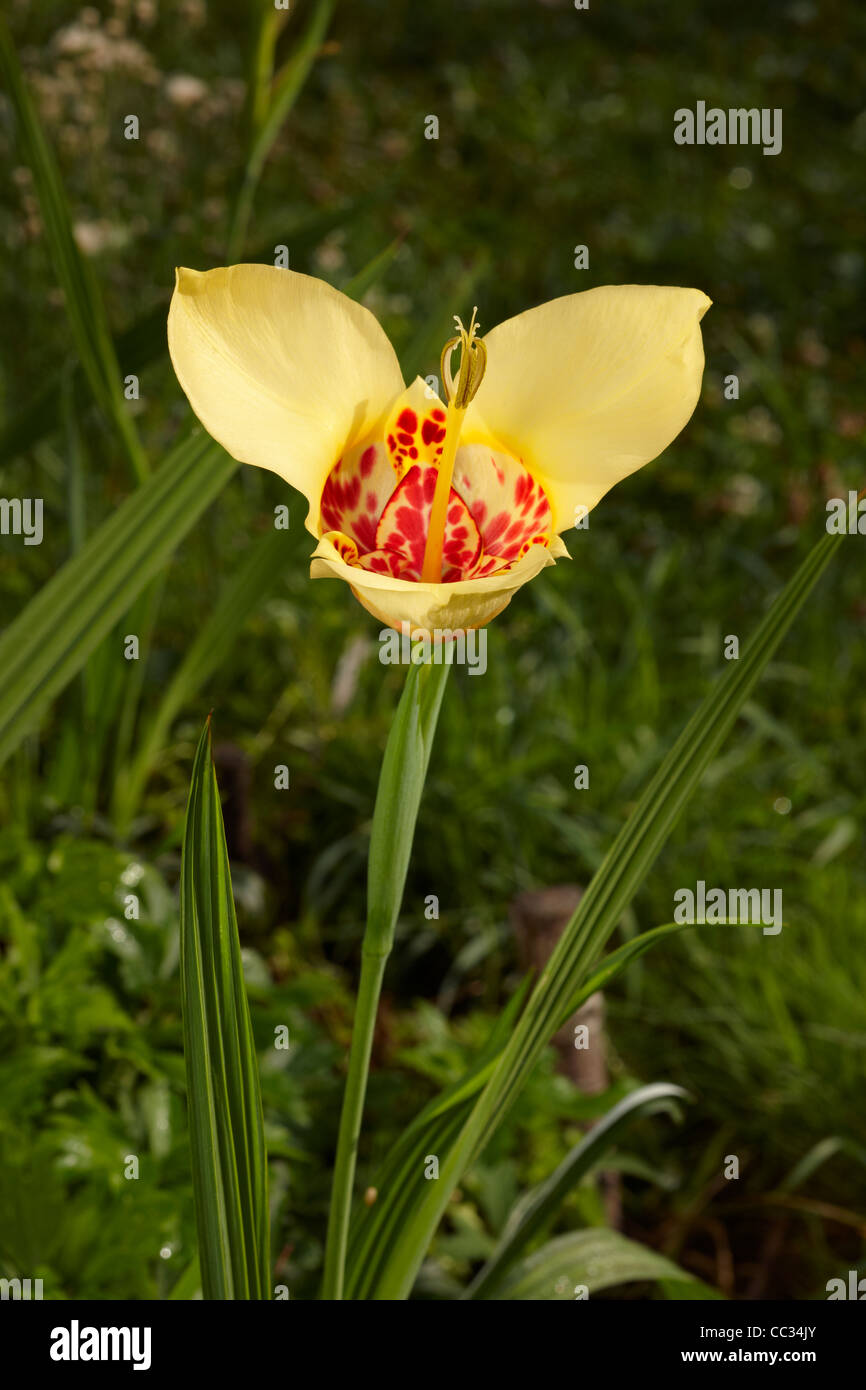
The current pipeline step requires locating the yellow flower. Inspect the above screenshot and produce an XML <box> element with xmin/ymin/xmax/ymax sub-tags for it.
<box><xmin>168</xmin><ymin>266</ymin><xmax>710</xmax><ymax>632</ymax></box>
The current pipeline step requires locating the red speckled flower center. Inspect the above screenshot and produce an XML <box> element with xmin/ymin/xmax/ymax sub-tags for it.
<box><xmin>319</xmin><ymin>398</ymin><xmax>552</xmax><ymax>584</ymax></box>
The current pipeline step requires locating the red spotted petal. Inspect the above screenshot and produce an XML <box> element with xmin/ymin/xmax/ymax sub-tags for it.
<box><xmin>384</xmin><ymin>396</ymin><xmax>448</xmax><ymax>480</ymax></box>
<box><xmin>319</xmin><ymin>440</ymin><xmax>397</xmax><ymax>550</ymax></box>
<box><xmin>375</xmin><ymin>464</ymin><xmax>482</xmax><ymax>580</ymax></box>
<box><xmin>321</xmin><ymin>529</ymin><xmax>361</xmax><ymax>564</ymax></box>
<box><xmin>318</xmin><ymin>427</ymin><xmax>553</xmax><ymax>589</ymax></box>
<box><xmin>454</xmin><ymin>445</ymin><xmax>553</xmax><ymax>565</ymax></box>
<box><xmin>354</xmin><ymin>547</ymin><xmax>417</xmax><ymax>579</ymax></box>
<box><xmin>471</xmin><ymin>534</ymin><xmax>549</xmax><ymax>578</ymax></box>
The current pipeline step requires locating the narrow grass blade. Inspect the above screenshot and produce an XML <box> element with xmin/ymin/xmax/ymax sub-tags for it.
<box><xmin>0</xmin><ymin>20</ymin><xmax>148</xmax><ymax>482</ymax></box>
<box><xmin>780</xmin><ymin>1136</ymin><xmax>866</xmax><ymax>1193</ymax></box>
<box><xmin>466</xmin><ymin>1082</ymin><xmax>688</xmax><ymax>1299</ymax></box>
<box><xmin>180</xmin><ymin>719</ymin><xmax>269</xmax><ymax>1299</ymax></box>
<box><xmin>340</xmin><ymin>238</ymin><xmax>404</xmax><ymax>303</ymax></box>
<box><xmin>555</xmin><ymin>920</ymin><xmax>694</xmax><ymax>1025</ymax></box>
<box><xmin>168</xmin><ymin>1256</ymin><xmax>202</xmax><ymax>1300</ymax></box>
<box><xmin>242</xmin><ymin>0</ymin><xmax>282</xmax><ymax>138</ymax></box>
<box><xmin>61</xmin><ymin>368</ymin><xmax>87</xmax><ymax>555</ymax></box>
<box><xmin>490</xmin><ymin>1228</ymin><xmax>719</xmax><ymax>1301</ymax></box>
<box><xmin>368</xmin><ymin>521</ymin><xmax>847</xmax><ymax>1298</ymax></box>
<box><xmin>110</xmin><ymin>576</ymin><xmax>167</xmax><ymax>796</ymax></box>
<box><xmin>227</xmin><ymin>0</ymin><xmax>338</xmax><ymax>260</ymax></box>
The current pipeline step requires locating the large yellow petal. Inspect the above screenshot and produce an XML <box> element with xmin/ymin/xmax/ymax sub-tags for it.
<box><xmin>310</xmin><ymin>533</ymin><xmax>569</xmax><ymax>633</ymax></box>
<box><xmin>463</xmin><ymin>285</ymin><xmax>710</xmax><ymax>532</ymax></box>
<box><xmin>167</xmin><ymin>265</ymin><xmax>405</xmax><ymax>534</ymax></box>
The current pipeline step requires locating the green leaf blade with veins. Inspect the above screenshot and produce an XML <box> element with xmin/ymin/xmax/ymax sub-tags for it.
<box><xmin>180</xmin><ymin>720</ymin><xmax>270</xmax><ymax>1300</ymax></box>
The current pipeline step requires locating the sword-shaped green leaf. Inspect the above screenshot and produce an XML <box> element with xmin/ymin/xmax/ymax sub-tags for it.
<box><xmin>365</xmin><ymin>521</ymin><xmax>848</xmax><ymax>1298</ymax></box>
<box><xmin>180</xmin><ymin>719</ymin><xmax>269</xmax><ymax>1299</ymax></box>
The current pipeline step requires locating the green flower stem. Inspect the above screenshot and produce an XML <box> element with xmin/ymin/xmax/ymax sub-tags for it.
<box><xmin>322</xmin><ymin>657</ymin><xmax>451</xmax><ymax>1299</ymax></box>
<box><xmin>322</xmin><ymin>947</ymin><xmax>388</xmax><ymax>1301</ymax></box>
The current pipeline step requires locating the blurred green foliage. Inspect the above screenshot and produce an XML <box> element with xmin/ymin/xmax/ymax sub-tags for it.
<box><xmin>0</xmin><ymin>0</ymin><xmax>864</xmax><ymax>1298</ymax></box>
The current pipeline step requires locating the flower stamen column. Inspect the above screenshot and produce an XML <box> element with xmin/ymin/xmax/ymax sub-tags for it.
<box><xmin>420</xmin><ymin>309</ymin><xmax>487</xmax><ymax>583</ymax></box>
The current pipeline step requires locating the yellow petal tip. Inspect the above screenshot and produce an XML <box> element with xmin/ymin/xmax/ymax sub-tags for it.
<box><xmin>173</xmin><ymin>265</ymin><xmax>207</xmax><ymax>296</ymax></box>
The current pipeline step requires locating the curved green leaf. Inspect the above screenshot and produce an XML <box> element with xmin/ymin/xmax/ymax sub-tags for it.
<box><xmin>780</xmin><ymin>1135</ymin><xmax>866</xmax><ymax>1193</ymax></box>
<box><xmin>467</xmin><ymin>1081</ymin><xmax>689</xmax><ymax>1299</ymax></box>
<box><xmin>492</xmin><ymin>1228</ymin><xmax>718</xmax><ymax>1301</ymax></box>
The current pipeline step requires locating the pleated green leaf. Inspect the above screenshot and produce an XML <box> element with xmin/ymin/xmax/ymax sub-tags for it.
<box><xmin>0</xmin><ymin>431</ymin><xmax>237</xmax><ymax>769</ymax></box>
<box><xmin>180</xmin><ymin>720</ymin><xmax>269</xmax><ymax>1300</ymax></box>
<box><xmin>490</xmin><ymin>1228</ymin><xmax>717</xmax><ymax>1301</ymax></box>
<box><xmin>366</xmin><ymin>523</ymin><xmax>845</xmax><ymax>1298</ymax></box>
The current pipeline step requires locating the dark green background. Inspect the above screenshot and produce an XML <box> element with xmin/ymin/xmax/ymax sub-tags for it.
<box><xmin>0</xmin><ymin>0</ymin><xmax>864</xmax><ymax>1299</ymax></box>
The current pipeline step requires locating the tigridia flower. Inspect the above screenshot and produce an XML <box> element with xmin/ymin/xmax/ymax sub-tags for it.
<box><xmin>168</xmin><ymin>266</ymin><xmax>710</xmax><ymax>631</ymax></box>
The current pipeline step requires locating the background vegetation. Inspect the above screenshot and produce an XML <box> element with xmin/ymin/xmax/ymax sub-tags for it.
<box><xmin>0</xmin><ymin>0</ymin><xmax>864</xmax><ymax>1299</ymax></box>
